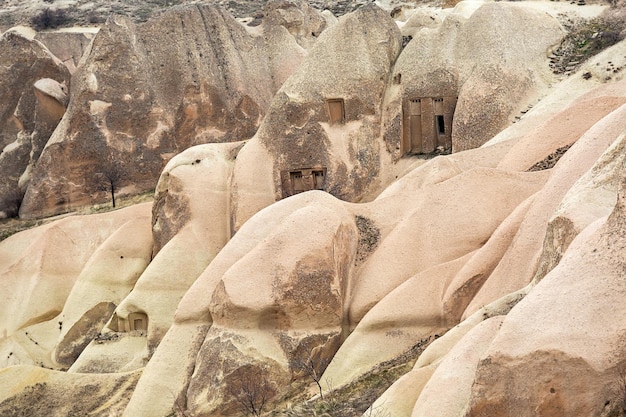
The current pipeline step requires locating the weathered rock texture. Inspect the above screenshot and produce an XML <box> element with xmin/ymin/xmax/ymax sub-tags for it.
<box><xmin>34</xmin><ymin>29</ymin><xmax>98</xmax><ymax>74</ymax></box>
<box><xmin>231</xmin><ymin>4</ymin><xmax>403</xmax><ymax>231</ymax></box>
<box><xmin>0</xmin><ymin>204</ymin><xmax>151</xmax><ymax>370</ymax></box>
<box><xmin>464</xmin><ymin>174</ymin><xmax>626</xmax><ymax>416</ymax></box>
<box><xmin>3</xmin><ymin>3</ymin><xmax>626</xmax><ymax>417</ymax></box>
<box><xmin>68</xmin><ymin>143</ymin><xmax>243</xmax><ymax>374</ymax></box>
<box><xmin>0</xmin><ymin>28</ymin><xmax>70</xmax><ymax>218</ymax></box>
<box><xmin>382</xmin><ymin>2</ymin><xmax>563</xmax><ymax>158</ymax></box>
<box><xmin>0</xmin><ymin>365</ymin><xmax>141</xmax><ymax>417</ymax></box>
<box><xmin>19</xmin><ymin>1</ymin><xmax>320</xmax><ymax>219</ymax></box>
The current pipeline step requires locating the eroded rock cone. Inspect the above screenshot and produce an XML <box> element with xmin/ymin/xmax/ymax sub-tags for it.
<box><xmin>19</xmin><ymin>3</ymin><xmax>317</xmax><ymax>219</ymax></box>
<box><xmin>0</xmin><ymin>28</ymin><xmax>70</xmax><ymax>218</ymax></box>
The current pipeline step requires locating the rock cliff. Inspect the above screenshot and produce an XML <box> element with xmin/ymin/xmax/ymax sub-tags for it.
<box><xmin>18</xmin><ymin>1</ymin><xmax>321</xmax><ymax>219</ymax></box>
<box><xmin>2</xmin><ymin>1</ymin><xmax>626</xmax><ymax>417</ymax></box>
<box><xmin>0</xmin><ymin>28</ymin><xmax>70</xmax><ymax>218</ymax></box>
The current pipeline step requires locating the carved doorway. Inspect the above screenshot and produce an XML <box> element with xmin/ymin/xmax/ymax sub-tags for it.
<box><xmin>403</xmin><ymin>96</ymin><xmax>457</xmax><ymax>155</ymax></box>
<box><xmin>408</xmin><ymin>99</ymin><xmax>422</xmax><ymax>154</ymax></box>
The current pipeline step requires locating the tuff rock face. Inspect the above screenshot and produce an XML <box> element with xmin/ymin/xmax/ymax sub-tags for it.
<box><xmin>2</xmin><ymin>1</ymin><xmax>626</xmax><ymax>417</ymax></box>
<box><xmin>230</xmin><ymin>4</ymin><xmax>403</xmax><ymax>231</ymax></box>
<box><xmin>0</xmin><ymin>28</ymin><xmax>70</xmax><ymax>218</ymax></box>
<box><xmin>34</xmin><ymin>29</ymin><xmax>97</xmax><ymax>74</ymax></box>
<box><xmin>18</xmin><ymin>1</ymin><xmax>320</xmax><ymax>219</ymax></box>
<box><xmin>383</xmin><ymin>1</ymin><xmax>563</xmax><ymax>156</ymax></box>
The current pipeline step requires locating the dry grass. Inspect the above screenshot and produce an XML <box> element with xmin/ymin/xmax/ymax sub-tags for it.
<box><xmin>0</xmin><ymin>190</ymin><xmax>154</xmax><ymax>242</ymax></box>
<box><xmin>267</xmin><ymin>335</ymin><xmax>438</xmax><ymax>417</ymax></box>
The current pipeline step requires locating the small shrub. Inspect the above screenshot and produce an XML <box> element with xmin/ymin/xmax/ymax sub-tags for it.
<box><xmin>30</xmin><ymin>8</ymin><xmax>71</xmax><ymax>30</ymax></box>
<box><xmin>87</xmin><ymin>10</ymin><xmax>105</xmax><ymax>24</ymax></box>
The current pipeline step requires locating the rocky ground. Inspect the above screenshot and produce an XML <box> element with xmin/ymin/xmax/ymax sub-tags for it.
<box><xmin>0</xmin><ymin>0</ymin><xmax>410</xmax><ymax>31</ymax></box>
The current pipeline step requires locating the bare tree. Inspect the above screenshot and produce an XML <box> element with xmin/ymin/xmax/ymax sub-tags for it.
<box><xmin>291</xmin><ymin>340</ymin><xmax>332</xmax><ymax>400</ymax></box>
<box><xmin>363</xmin><ymin>402</ymin><xmax>391</xmax><ymax>417</ymax></box>
<box><xmin>227</xmin><ymin>366</ymin><xmax>276</xmax><ymax>417</ymax></box>
<box><xmin>94</xmin><ymin>155</ymin><xmax>125</xmax><ymax>208</ymax></box>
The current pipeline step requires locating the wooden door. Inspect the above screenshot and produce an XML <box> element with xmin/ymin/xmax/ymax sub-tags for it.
<box><xmin>407</xmin><ymin>99</ymin><xmax>422</xmax><ymax>154</ymax></box>
<box><xmin>410</xmin><ymin>115</ymin><xmax>422</xmax><ymax>154</ymax></box>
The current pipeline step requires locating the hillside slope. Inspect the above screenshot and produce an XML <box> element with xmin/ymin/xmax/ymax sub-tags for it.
<box><xmin>2</xmin><ymin>1</ymin><xmax>626</xmax><ymax>416</ymax></box>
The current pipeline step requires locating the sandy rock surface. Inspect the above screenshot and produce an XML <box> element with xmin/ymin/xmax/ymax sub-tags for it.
<box><xmin>2</xmin><ymin>1</ymin><xmax>626</xmax><ymax>416</ymax></box>
<box><xmin>18</xmin><ymin>2</ymin><xmax>316</xmax><ymax>219</ymax></box>
<box><xmin>0</xmin><ymin>29</ymin><xmax>70</xmax><ymax>218</ymax></box>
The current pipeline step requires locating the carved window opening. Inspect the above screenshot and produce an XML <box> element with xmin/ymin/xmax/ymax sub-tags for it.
<box><xmin>326</xmin><ymin>99</ymin><xmax>345</xmax><ymax>124</ymax></box>
<box><xmin>437</xmin><ymin>115</ymin><xmax>445</xmax><ymax>134</ymax></box>
<box><xmin>109</xmin><ymin>312</ymin><xmax>148</xmax><ymax>333</ymax></box>
<box><xmin>281</xmin><ymin>167</ymin><xmax>326</xmax><ymax>198</ymax></box>
<box><xmin>402</xmin><ymin>96</ymin><xmax>457</xmax><ymax>155</ymax></box>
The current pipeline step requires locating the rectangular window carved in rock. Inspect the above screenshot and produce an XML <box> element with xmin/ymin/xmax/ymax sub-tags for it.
<box><xmin>326</xmin><ymin>99</ymin><xmax>345</xmax><ymax>124</ymax></box>
<box><xmin>437</xmin><ymin>115</ymin><xmax>445</xmax><ymax>134</ymax></box>
<box><xmin>128</xmin><ymin>312</ymin><xmax>148</xmax><ymax>332</ymax></box>
<box><xmin>281</xmin><ymin>167</ymin><xmax>326</xmax><ymax>198</ymax></box>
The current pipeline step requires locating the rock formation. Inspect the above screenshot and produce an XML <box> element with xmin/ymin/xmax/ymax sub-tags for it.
<box><xmin>0</xmin><ymin>204</ymin><xmax>151</xmax><ymax>371</ymax></box>
<box><xmin>2</xmin><ymin>1</ymin><xmax>626</xmax><ymax>417</ymax></box>
<box><xmin>382</xmin><ymin>2</ymin><xmax>563</xmax><ymax>157</ymax></box>
<box><xmin>19</xmin><ymin>1</ymin><xmax>322</xmax><ymax>219</ymax></box>
<box><xmin>0</xmin><ymin>27</ymin><xmax>70</xmax><ymax>218</ymax></box>
<box><xmin>34</xmin><ymin>29</ymin><xmax>98</xmax><ymax>74</ymax></box>
<box><xmin>230</xmin><ymin>4</ymin><xmax>403</xmax><ymax>230</ymax></box>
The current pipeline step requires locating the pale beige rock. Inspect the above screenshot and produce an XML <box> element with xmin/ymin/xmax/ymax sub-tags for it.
<box><xmin>0</xmin><ymin>204</ymin><xmax>151</xmax><ymax>372</ymax></box>
<box><xmin>176</xmin><ymin>192</ymin><xmax>347</xmax><ymax>324</ymax></box>
<box><xmin>348</xmin><ymin>167</ymin><xmax>547</xmax><ymax>326</ymax></box>
<box><xmin>231</xmin><ymin>4</ymin><xmax>402</xmax><ymax>231</ymax></box>
<box><xmin>452</xmin><ymin>3</ymin><xmax>563</xmax><ymax>151</ymax></box>
<box><xmin>485</xmin><ymin>37</ymin><xmax>626</xmax><ymax>148</ymax></box>
<box><xmin>125</xmin><ymin>192</ymin><xmax>356</xmax><ymax>416</ymax></box>
<box><xmin>0</xmin><ymin>365</ymin><xmax>140</xmax><ymax>416</ymax></box>
<box><xmin>151</xmin><ymin>142</ymin><xmax>244</xmax><ymax>255</ymax></box>
<box><xmin>382</xmin><ymin>2</ymin><xmax>563</xmax><ymax>157</ymax></box>
<box><xmin>363</xmin><ymin>364</ymin><xmax>437</xmax><ymax>417</ymax></box>
<box><xmin>465</xmin><ymin>195</ymin><xmax>626</xmax><ymax>416</ymax></box>
<box><xmin>442</xmin><ymin>194</ymin><xmax>534</xmax><ymax>322</ymax></box>
<box><xmin>374</xmin><ymin>139</ymin><xmax>515</xmax><ymax>202</ymax></box>
<box><xmin>185</xmin><ymin>193</ymin><xmax>358</xmax><ymax>416</ymax></box>
<box><xmin>320</xmin><ymin>162</ymin><xmax>545</xmax><ymax>389</ymax></box>
<box><xmin>367</xmin><ymin>289</ymin><xmax>528</xmax><ymax>416</ymax></box>
<box><xmin>51</xmin><ymin>209</ymin><xmax>152</xmax><ymax>369</ymax></box>
<box><xmin>33</xmin><ymin>78</ymin><xmax>68</xmax><ymax>108</ymax></box>
<box><xmin>416</xmin><ymin>287</ymin><xmax>529</xmax><ymax>370</ymax></box>
<box><xmin>262</xmin><ymin>0</ymin><xmax>326</xmax><ymax>49</ymax></box>
<box><xmin>465</xmin><ymin>93</ymin><xmax>626</xmax><ymax>317</ymax></box>
<box><xmin>534</xmin><ymin>131</ymin><xmax>626</xmax><ymax>283</ymax></box>
<box><xmin>398</xmin><ymin>7</ymin><xmax>445</xmax><ymax>37</ymax></box>
<box><xmin>411</xmin><ymin>316</ymin><xmax>504</xmax><ymax>417</ymax></box>
<box><xmin>0</xmin><ymin>204</ymin><xmax>150</xmax><ymax>341</ymax></box>
<box><xmin>497</xmin><ymin>96</ymin><xmax>626</xmax><ymax>172</ymax></box>
<box><xmin>122</xmin><ymin>322</ymin><xmax>210</xmax><ymax>417</ymax></box>
<box><xmin>72</xmin><ymin>144</ymin><xmax>239</xmax><ymax>373</ymax></box>
<box><xmin>6</xmin><ymin>4</ymin><xmax>626</xmax><ymax>417</ymax></box>
<box><xmin>321</xmin><ymin>253</ymin><xmax>471</xmax><ymax>389</ymax></box>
